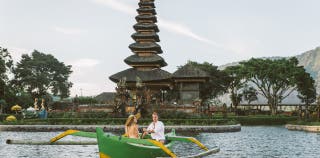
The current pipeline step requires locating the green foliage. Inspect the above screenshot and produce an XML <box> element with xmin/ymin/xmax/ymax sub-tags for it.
<box><xmin>48</xmin><ymin>112</ymin><xmax>108</xmax><ymax>118</ymax></box>
<box><xmin>223</xmin><ymin>65</ymin><xmax>245</xmax><ymax>106</ymax></box>
<box><xmin>0</xmin><ymin>47</ymin><xmax>13</xmax><ymax>104</ymax></box>
<box><xmin>289</xmin><ymin>120</ymin><xmax>320</xmax><ymax>126</ymax></box>
<box><xmin>157</xmin><ymin>111</ymin><xmax>191</xmax><ymax>119</ymax></box>
<box><xmin>233</xmin><ymin>115</ymin><xmax>297</xmax><ymax>125</ymax></box>
<box><xmin>13</xmin><ymin>50</ymin><xmax>73</xmax><ymax>99</ymax></box>
<box><xmin>77</xmin><ymin>96</ymin><xmax>98</xmax><ymax>105</ymax></box>
<box><xmin>0</xmin><ymin>113</ymin><xmax>10</xmax><ymax>121</ymax></box>
<box><xmin>296</xmin><ymin>68</ymin><xmax>316</xmax><ymax>106</ymax></box>
<box><xmin>238</xmin><ymin>57</ymin><xmax>315</xmax><ymax>115</ymax></box>
<box><xmin>2</xmin><ymin>118</ymin><xmax>233</xmax><ymax>125</ymax></box>
<box><xmin>242</xmin><ymin>85</ymin><xmax>258</xmax><ymax>104</ymax></box>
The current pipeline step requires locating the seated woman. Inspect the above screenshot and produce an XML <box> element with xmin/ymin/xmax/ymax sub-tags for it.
<box><xmin>124</xmin><ymin>114</ymin><xmax>140</xmax><ymax>139</ymax></box>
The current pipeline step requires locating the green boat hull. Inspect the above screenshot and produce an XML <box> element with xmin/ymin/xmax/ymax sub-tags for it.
<box><xmin>49</xmin><ymin>128</ymin><xmax>215</xmax><ymax>158</ymax></box>
<box><xmin>96</xmin><ymin>127</ymin><xmax>174</xmax><ymax>158</ymax></box>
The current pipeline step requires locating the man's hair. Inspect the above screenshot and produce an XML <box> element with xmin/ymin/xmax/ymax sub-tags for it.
<box><xmin>152</xmin><ymin>112</ymin><xmax>158</xmax><ymax>116</ymax></box>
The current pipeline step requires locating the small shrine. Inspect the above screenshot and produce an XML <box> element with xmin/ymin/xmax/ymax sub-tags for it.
<box><xmin>172</xmin><ymin>64</ymin><xmax>209</xmax><ymax>105</ymax></box>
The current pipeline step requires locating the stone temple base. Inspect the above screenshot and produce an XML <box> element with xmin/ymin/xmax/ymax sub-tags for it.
<box><xmin>285</xmin><ymin>124</ymin><xmax>320</xmax><ymax>132</ymax></box>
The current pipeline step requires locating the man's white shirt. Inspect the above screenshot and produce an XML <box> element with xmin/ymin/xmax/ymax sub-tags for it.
<box><xmin>147</xmin><ymin>121</ymin><xmax>165</xmax><ymax>140</ymax></box>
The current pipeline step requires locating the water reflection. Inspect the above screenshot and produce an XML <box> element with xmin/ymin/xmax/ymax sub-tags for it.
<box><xmin>1</xmin><ymin>126</ymin><xmax>320</xmax><ymax>158</ymax></box>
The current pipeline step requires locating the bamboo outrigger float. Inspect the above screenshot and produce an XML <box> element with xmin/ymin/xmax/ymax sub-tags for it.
<box><xmin>6</xmin><ymin>128</ymin><xmax>219</xmax><ymax>158</ymax></box>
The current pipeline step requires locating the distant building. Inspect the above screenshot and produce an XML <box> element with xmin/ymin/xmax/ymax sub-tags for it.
<box><xmin>94</xmin><ymin>92</ymin><xmax>116</xmax><ymax>105</ymax></box>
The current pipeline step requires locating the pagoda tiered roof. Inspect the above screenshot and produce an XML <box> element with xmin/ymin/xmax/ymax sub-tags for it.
<box><xmin>138</xmin><ymin>2</ymin><xmax>155</xmax><ymax>8</ymax></box>
<box><xmin>124</xmin><ymin>54</ymin><xmax>167</xmax><ymax>67</ymax></box>
<box><xmin>133</xmin><ymin>23</ymin><xmax>159</xmax><ymax>32</ymax></box>
<box><xmin>137</xmin><ymin>8</ymin><xmax>156</xmax><ymax>15</ymax></box>
<box><xmin>110</xmin><ymin>68</ymin><xmax>171</xmax><ymax>83</ymax></box>
<box><xmin>129</xmin><ymin>43</ymin><xmax>162</xmax><ymax>53</ymax></box>
<box><xmin>131</xmin><ymin>32</ymin><xmax>160</xmax><ymax>42</ymax></box>
<box><xmin>135</xmin><ymin>15</ymin><xmax>157</xmax><ymax>23</ymax></box>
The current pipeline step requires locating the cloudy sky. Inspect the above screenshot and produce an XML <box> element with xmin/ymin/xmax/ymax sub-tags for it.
<box><xmin>1</xmin><ymin>0</ymin><xmax>320</xmax><ymax>96</ymax></box>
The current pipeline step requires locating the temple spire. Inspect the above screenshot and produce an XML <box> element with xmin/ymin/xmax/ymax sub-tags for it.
<box><xmin>110</xmin><ymin>0</ymin><xmax>171</xmax><ymax>88</ymax></box>
<box><xmin>125</xmin><ymin>0</ymin><xmax>167</xmax><ymax>70</ymax></box>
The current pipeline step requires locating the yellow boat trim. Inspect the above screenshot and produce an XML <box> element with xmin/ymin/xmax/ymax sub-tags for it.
<box><xmin>148</xmin><ymin>139</ymin><xmax>177</xmax><ymax>158</ymax></box>
<box><xmin>188</xmin><ymin>137</ymin><xmax>208</xmax><ymax>151</ymax></box>
<box><xmin>50</xmin><ymin>130</ymin><xmax>79</xmax><ymax>143</ymax></box>
<box><xmin>99</xmin><ymin>152</ymin><xmax>111</xmax><ymax>158</ymax></box>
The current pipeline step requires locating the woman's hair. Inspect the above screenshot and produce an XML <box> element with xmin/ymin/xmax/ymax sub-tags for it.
<box><xmin>126</xmin><ymin>115</ymin><xmax>136</xmax><ymax>126</ymax></box>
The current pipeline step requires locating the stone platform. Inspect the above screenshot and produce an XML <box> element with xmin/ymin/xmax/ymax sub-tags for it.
<box><xmin>285</xmin><ymin>124</ymin><xmax>320</xmax><ymax>132</ymax></box>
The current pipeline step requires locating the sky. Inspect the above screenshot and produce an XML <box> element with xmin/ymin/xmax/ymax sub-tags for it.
<box><xmin>1</xmin><ymin>0</ymin><xmax>320</xmax><ymax>97</ymax></box>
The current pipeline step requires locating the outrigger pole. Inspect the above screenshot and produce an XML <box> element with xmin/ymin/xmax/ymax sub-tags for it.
<box><xmin>6</xmin><ymin>139</ymin><xmax>97</xmax><ymax>145</ymax></box>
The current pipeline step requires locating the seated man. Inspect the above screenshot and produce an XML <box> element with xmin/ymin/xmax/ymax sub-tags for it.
<box><xmin>143</xmin><ymin>112</ymin><xmax>165</xmax><ymax>143</ymax></box>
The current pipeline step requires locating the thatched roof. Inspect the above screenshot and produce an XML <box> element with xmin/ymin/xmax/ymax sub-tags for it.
<box><xmin>172</xmin><ymin>64</ymin><xmax>209</xmax><ymax>78</ymax></box>
<box><xmin>94</xmin><ymin>92</ymin><xmax>116</xmax><ymax>102</ymax></box>
<box><xmin>140</xmin><ymin>0</ymin><xmax>155</xmax><ymax>2</ymax></box>
<box><xmin>133</xmin><ymin>23</ymin><xmax>159</xmax><ymax>32</ymax></box>
<box><xmin>131</xmin><ymin>32</ymin><xmax>160</xmax><ymax>42</ymax></box>
<box><xmin>137</xmin><ymin>8</ymin><xmax>156</xmax><ymax>15</ymax></box>
<box><xmin>129</xmin><ymin>43</ymin><xmax>162</xmax><ymax>53</ymax></box>
<box><xmin>124</xmin><ymin>54</ymin><xmax>167</xmax><ymax>67</ymax></box>
<box><xmin>135</xmin><ymin>15</ymin><xmax>157</xmax><ymax>23</ymax></box>
<box><xmin>109</xmin><ymin>68</ymin><xmax>171</xmax><ymax>83</ymax></box>
<box><xmin>138</xmin><ymin>2</ymin><xmax>155</xmax><ymax>8</ymax></box>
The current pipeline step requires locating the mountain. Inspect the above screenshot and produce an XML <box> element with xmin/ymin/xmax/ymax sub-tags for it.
<box><xmin>295</xmin><ymin>47</ymin><xmax>320</xmax><ymax>92</ymax></box>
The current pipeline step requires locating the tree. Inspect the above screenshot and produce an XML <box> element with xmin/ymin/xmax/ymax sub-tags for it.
<box><xmin>0</xmin><ymin>47</ymin><xmax>13</xmax><ymax>99</ymax></box>
<box><xmin>0</xmin><ymin>47</ymin><xmax>14</xmax><ymax>112</ymax></box>
<box><xmin>242</xmin><ymin>85</ymin><xmax>258</xmax><ymax>104</ymax></box>
<box><xmin>223</xmin><ymin>65</ymin><xmax>246</xmax><ymax>114</ymax></box>
<box><xmin>13</xmin><ymin>50</ymin><xmax>73</xmax><ymax>99</ymax></box>
<box><xmin>240</xmin><ymin>57</ymin><xmax>312</xmax><ymax>115</ymax></box>
<box><xmin>296</xmin><ymin>68</ymin><xmax>316</xmax><ymax>119</ymax></box>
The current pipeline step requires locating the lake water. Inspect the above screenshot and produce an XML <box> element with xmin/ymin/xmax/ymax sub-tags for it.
<box><xmin>1</xmin><ymin>126</ymin><xmax>319</xmax><ymax>158</ymax></box>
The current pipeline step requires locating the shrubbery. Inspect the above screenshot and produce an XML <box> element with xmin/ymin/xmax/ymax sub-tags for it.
<box><xmin>0</xmin><ymin>117</ymin><xmax>236</xmax><ymax>125</ymax></box>
<box><xmin>0</xmin><ymin>111</ymin><xmax>299</xmax><ymax>126</ymax></box>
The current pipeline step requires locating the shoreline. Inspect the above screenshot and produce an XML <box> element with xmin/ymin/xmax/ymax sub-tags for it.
<box><xmin>285</xmin><ymin>124</ymin><xmax>320</xmax><ymax>132</ymax></box>
<box><xmin>0</xmin><ymin>124</ymin><xmax>241</xmax><ymax>133</ymax></box>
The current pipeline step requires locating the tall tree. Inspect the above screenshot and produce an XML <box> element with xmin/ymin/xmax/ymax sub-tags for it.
<box><xmin>0</xmin><ymin>47</ymin><xmax>13</xmax><ymax>98</ymax></box>
<box><xmin>295</xmin><ymin>67</ymin><xmax>316</xmax><ymax>119</ymax></box>
<box><xmin>240</xmin><ymin>57</ymin><xmax>312</xmax><ymax>115</ymax></box>
<box><xmin>13</xmin><ymin>50</ymin><xmax>73</xmax><ymax>99</ymax></box>
<box><xmin>223</xmin><ymin>65</ymin><xmax>246</xmax><ymax>114</ymax></box>
<box><xmin>0</xmin><ymin>47</ymin><xmax>14</xmax><ymax>112</ymax></box>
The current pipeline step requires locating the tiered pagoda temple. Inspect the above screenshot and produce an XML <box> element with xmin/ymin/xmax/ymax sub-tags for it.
<box><xmin>109</xmin><ymin>0</ymin><xmax>209</xmax><ymax>108</ymax></box>
<box><xmin>109</xmin><ymin>0</ymin><xmax>171</xmax><ymax>92</ymax></box>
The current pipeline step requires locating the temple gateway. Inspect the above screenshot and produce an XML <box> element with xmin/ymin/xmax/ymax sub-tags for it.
<box><xmin>109</xmin><ymin>0</ymin><xmax>209</xmax><ymax>111</ymax></box>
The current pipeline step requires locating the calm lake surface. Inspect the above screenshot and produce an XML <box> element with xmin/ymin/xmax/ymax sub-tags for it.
<box><xmin>1</xmin><ymin>126</ymin><xmax>319</xmax><ymax>158</ymax></box>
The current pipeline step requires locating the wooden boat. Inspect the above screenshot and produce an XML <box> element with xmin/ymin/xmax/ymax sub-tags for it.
<box><xmin>96</xmin><ymin>127</ymin><xmax>175</xmax><ymax>158</ymax></box>
<box><xmin>8</xmin><ymin>128</ymin><xmax>219</xmax><ymax>158</ymax></box>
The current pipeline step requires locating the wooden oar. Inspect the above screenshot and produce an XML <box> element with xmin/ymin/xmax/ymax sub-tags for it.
<box><xmin>6</xmin><ymin>139</ymin><xmax>97</xmax><ymax>145</ymax></box>
<box><xmin>166</xmin><ymin>135</ymin><xmax>208</xmax><ymax>151</ymax></box>
<box><xmin>147</xmin><ymin>139</ymin><xmax>177</xmax><ymax>158</ymax></box>
<box><xmin>50</xmin><ymin>130</ymin><xmax>97</xmax><ymax>143</ymax></box>
<box><xmin>156</xmin><ymin>147</ymin><xmax>220</xmax><ymax>158</ymax></box>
